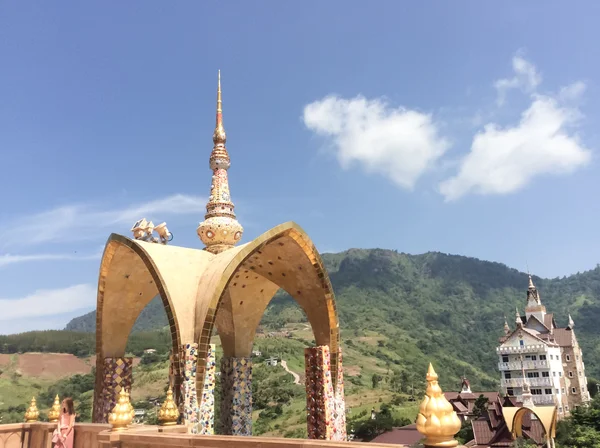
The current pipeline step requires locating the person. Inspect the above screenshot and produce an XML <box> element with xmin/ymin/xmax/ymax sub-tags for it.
<box><xmin>52</xmin><ymin>397</ymin><xmax>75</xmax><ymax>448</ymax></box>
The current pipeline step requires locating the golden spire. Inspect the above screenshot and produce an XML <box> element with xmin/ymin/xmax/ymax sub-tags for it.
<box><xmin>416</xmin><ymin>364</ymin><xmax>461</xmax><ymax>447</ymax></box>
<box><xmin>109</xmin><ymin>389</ymin><xmax>134</xmax><ymax>431</ymax></box>
<box><xmin>158</xmin><ymin>386</ymin><xmax>180</xmax><ymax>426</ymax></box>
<box><xmin>47</xmin><ymin>395</ymin><xmax>61</xmax><ymax>423</ymax></box>
<box><xmin>24</xmin><ymin>397</ymin><xmax>39</xmax><ymax>423</ymax></box>
<box><xmin>197</xmin><ymin>71</ymin><xmax>244</xmax><ymax>254</ymax></box>
<box><xmin>528</xmin><ymin>274</ymin><xmax>535</xmax><ymax>289</ymax></box>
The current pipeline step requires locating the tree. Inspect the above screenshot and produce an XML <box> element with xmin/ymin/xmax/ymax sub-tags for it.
<box><xmin>372</xmin><ymin>374</ymin><xmax>383</xmax><ymax>389</ymax></box>
<box><xmin>472</xmin><ymin>395</ymin><xmax>489</xmax><ymax>418</ymax></box>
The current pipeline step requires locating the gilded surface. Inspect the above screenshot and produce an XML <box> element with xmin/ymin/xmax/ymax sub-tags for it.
<box><xmin>24</xmin><ymin>397</ymin><xmax>39</xmax><ymax>423</ymax></box>
<box><xmin>416</xmin><ymin>364</ymin><xmax>461</xmax><ymax>448</ymax></box>
<box><xmin>158</xmin><ymin>387</ymin><xmax>180</xmax><ymax>426</ymax></box>
<box><xmin>47</xmin><ymin>395</ymin><xmax>61</xmax><ymax>423</ymax></box>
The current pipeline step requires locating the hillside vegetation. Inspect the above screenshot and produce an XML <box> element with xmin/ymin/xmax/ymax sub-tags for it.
<box><xmin>64</xmin><ymin>249</ymin><xmax>600</xmax><ymax>384</ymax></box>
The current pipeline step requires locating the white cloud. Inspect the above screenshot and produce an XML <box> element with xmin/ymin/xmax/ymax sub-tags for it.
<box><xmin>4</xmin><ymin>194</ymin><xmax>205</xmax><ymax>247</ymax></box>
<box><xmin>494</xmin><ymin>53</ymin><xmax>542</xmax><ymax>106</ymax></box>
<box><xmin>559</xmin><ymin>81</ymin><xmax>586</xmax><ymax>102</ymax></box>
<box><xmin>0</xmin><ymin>284</ymin><xmax>96</xmax><ymax>321</ymax></box>
<box><xmin>0</xmin><ymin>252</ymin><xmax>100</xmax><ymax>269</ymax></box>
<box><xmin>439</xmin><ymin>92</ymin><xmax>592</xmax><ymax>201</ymax></box>
<box><xmin>303</xmin><ymin>95</ymin><xmax>450</xmax><ymax>189</ymax></box>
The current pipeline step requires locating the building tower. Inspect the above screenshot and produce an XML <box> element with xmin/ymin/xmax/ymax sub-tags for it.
<box><xmin>197</xmin><ymin>71</ymin><xmax>244</xmax><ymax>254</ymax></box>
<box><xmin>496</xmin><ymin>275</ymin><xmax>591</xmax><ymax>418</ymax></box>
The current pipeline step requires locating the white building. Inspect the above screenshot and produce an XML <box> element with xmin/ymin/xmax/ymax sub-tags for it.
<box><xmin>496</xmin><ymin>275</ymin><xmax>590</xmax><ymax>417</ymax></box>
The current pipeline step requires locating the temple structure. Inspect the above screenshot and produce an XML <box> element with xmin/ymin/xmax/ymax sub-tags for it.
<box><xmin>91</xmin><ymin>72</ymin><xmax>346</xmax><ymax>439</ymax></box>
<box><xmin>496</xmin><ymin>275</ymin><xmax>591</xmax><ymax>417</ymax></box>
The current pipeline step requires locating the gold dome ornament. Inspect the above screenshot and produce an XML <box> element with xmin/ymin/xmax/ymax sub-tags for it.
<box><xmin>108</xmin><ymin>389</ymin><xmax>134</xmax><ymax>431</ymax></box>
<box><xmin>24</xmin><ymin>397</ymin><xmax>39</xmax><ymax>423</ymax></box>
<box><xmin>47</xmin><ymin>395</ymin><xmax>61</xmax><ymax>423</ymax></box>
<box><xmin>158</xmin><ymin>386</ymin><xmax>180</xmax><ymax>426</ymax></box>
<box><xmin>416</xmin><ymin>364</ymin><xmax>462</xmax><ymax>448</ymax></box>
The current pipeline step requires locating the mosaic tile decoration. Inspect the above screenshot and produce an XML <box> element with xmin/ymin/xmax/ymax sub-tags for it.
<box><xmin>197</xmin><ymin>344</ymin><xmax>216</xmax><ymax>435</ymax></box>
<box><xmin>98</xmin><ymin>357</ymin><xmax>133</xmax><ymax>423</ymax></box>
<box><xmin>304</xmin><ymin>346</ymin><xmax>347</xmax><ymax>441</ymax></box>
<box><xmin>220</xmin><ymin>357</ymin><xmax>252</xmax><ymax>436</ymax></box>
<box><xmin>181</xmin><ymin>343</ymin><xmax>199</xmax><ymax>429</ymax></box>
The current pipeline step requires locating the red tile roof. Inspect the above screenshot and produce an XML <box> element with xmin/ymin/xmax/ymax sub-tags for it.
<box><xmin>553</xmin><ymin>328</ymin><xmax>574</xmax><ymax>347</ymax></box>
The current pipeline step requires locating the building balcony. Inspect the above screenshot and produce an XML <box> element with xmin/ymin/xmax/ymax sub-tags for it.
<box><xmin>497</xmin><ymin>360</ymin><xmax>549</xmax><ymax>371</ymax></box>
<box><xmin>516</xmin><ymin>395</ymin><xmax>556</xmax><ymax>405</ymax></box>
<box><xmin>497</xmin><ymin>345</ymin><xmax>548</xmax><ymax>355</ymax></box>
<box><xmin>501</xmin><ymin>377</ymin><xmax>553</xmax><ymax>388</ymax></box>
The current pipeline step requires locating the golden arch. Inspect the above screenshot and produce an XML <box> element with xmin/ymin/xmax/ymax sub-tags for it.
<box><xmin>93</xmin><ymin>221</ymin><xmax>341</xmax><ymax>424</ymax></box>
<box><xmin>193</xmin><ymin>221</ymin><xmax>341</xmax><ymax>391</ymax></box>
<box><xmin>503</xmin><ymin>406</ymin><xmax>557</xmax><ymax>445</ymax></box>
<box><xmin>93</xmin><ymin>233</ymin><xmax>214</xmax><ymax>419</ymax></box>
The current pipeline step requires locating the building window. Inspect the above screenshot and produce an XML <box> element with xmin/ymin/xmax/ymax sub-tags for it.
<box><xmin>576</xmin><ymin>355</ymin><xmax>579</xmax><ymax>361</ymax></box>
<box><xmin>565</xmin><ymin>406</ymin><xmax>569</xmax><ymax>411</ymax></box>
<box><xmin>542</xmin><ymin>372</ymin><xmax>550</xmax><ymax>377</ymax></box>
<box><xmin>559</xmin><ymin>407</ymin><xmax>563</xmax><ymax>413</ymax></box>
<box><xmin>507</xmin><ymin>388</ymin><xmax>514</xmax><ymax>396</ymax></box>
<box><xmin>531</xmin><ymin>389</ymin><xmax>543</xmax><ymax>395</ymax></box>
<box><xmin>579</xmin><ymin>371</ymin><xmax>582</xmax><ymax>377</ymax></box>
<box><xmin>505</xmin><ymin>372</ymin><xmax>512</xmax><ymax>379</ymax></box>
<box><xmin>520</xmin><ymin>340</ymin><xmax>524</xmax><ymax>346</ymax></box>
<box><xmin>527</xmin><ymin>372</ymin><xmax>540</xmax><ymax>378</ymax></box>
<box><xmin>556</xmin><ymin>389</ymin><xmax>560</xmax><ymax>394</ymax></box>
<box><xmin>562</xmin><ymin>388</ymin><xmax>565</xmax><ymax>394</ymax></box>
<box><xmin>540</xmin><ymin>355</ymin><xmax>547</xmax><ymax>360</ymax></box>
<box><xmin>572</xmin><ymin>387</ymin><xmax>577</xmax><ymax>394</ymax></box>
<box><xmin>553</xmin><ymin>372</ymin><xmax>557</xmax><ymax>377</ymax></box>
<box><xmin>566</xmin><ymin>355</ymin><xmax>571</xmax><ymax>361</ymax></box>
<box><xmin>559</xmin><ymin>372</ymin><xmax>562</xmax><ymax>377</ymax></box>
<box><xmin>545</xmin><ymin>388</ymin><xmax>552</xmax><ymax>394</ymax></box>
<box><xmin>550</xmin><ymin>354</ymin><xmax>553</xmax><ymax>360</ymax></box>
<box><xmin>502</xmin><ymin>355</ymin><xmax>509</xmax><ymax>363</ymax></box>
<box><xmin>569</xmin><ymin>371</ymin><xmax>573</xmax><ymax>378</ymax></box>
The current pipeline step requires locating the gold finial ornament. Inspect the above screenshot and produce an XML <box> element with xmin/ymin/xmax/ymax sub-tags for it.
<box><xmin>108</xmin><ymin>389</ymin><xmax>134</xmax><ymax>431</ymax></box>
<box><xmin>197</xmin><ymin>70</ymin><xmax>244</xmax><ymax>254</ymax></box>
<box><xmin>158</xmin><ymin>386</ymin><xmax>180</xmax><ymax>426</ymax></box>
<box><xmin>24</xmin><ymin>397</ymin><xmax>39</xmax><ymax>423</ymax></box>
<box><xmin>47</xmin><ymin>395</ymin><xmax>61</xmax><ymax>423</ymax></box>
<box><xmin>416</xmin><ymin>364</ymin><xmax>462</xmax><ymax>448</ymax></box>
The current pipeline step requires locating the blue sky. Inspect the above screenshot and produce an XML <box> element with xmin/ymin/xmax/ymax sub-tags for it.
<box><xmin>1</xmin><ymin>1</ymin><xmax>599</xmax><ymax>334</ymax></box>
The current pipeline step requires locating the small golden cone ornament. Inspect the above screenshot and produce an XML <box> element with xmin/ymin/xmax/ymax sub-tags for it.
<box><xmin>158</xmin><ymin>386</ymin><xmax>179</xmax><ymax>426</ymax></box>
<box><xmin>47</xmin><ymin>395</ymin><xmax>61</xmax><ymax>423</ymax></box>
<box><xmin>108</xmin><ymin>389</ymin><xmax>134</xmax><ymax>431</ymax></box>
<box><xmin>24</xmin><ymin>397</ymin><xmax>39</xmax><ymax>423</ymax></box>
<box><xmin>416</xmin><ymin>363</ymin><xmax>462</xmax><ymax>447</ymax></box>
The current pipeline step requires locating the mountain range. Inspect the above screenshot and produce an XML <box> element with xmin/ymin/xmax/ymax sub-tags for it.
<box><xmin>66</xmin><ymin>249</ymin><xmax>600</xmax><ymax>387</ymax></box>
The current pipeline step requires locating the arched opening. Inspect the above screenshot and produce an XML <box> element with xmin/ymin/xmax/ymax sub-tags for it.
<box><xmin>193</xmin><ymin>223</ymin><xmax>345</xmax><ymax>439</ymax></box>
<box><xmin>504</xmin><ymin>406</ymin><xmax>557</xmax><ymax>448</ymax></box>
<box><xmin>92</xmin><ymin>234</ymin><xmax>194</xmax><ymax>423</ymax></box>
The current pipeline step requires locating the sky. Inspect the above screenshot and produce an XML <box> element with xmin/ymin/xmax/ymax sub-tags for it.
<box><xmin>1</xmin><ymin>1</ymin><xmax>600</xmax><ymax>334</ymax></box>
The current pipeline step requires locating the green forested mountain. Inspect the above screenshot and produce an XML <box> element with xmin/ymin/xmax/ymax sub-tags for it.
<box><xmin>64</xmin><ymin>249</ymin><xmax>600</xmax><ymax>387</ymax></box>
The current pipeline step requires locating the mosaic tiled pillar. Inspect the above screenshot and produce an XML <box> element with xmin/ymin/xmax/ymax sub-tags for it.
<box><xmin>181</xmin><ymin>343</ymin><xmax>199</xmax><ymax>428</ymax></box>
<box><xmin>305</xmin><ymin>346</ymin><xmax>347</xmax><ymax>440</ymax></box>
<box><xmin>97</xmin><ymin>357</ymin><xmax>133</xmax><ymax>423</ymax></box>
<box><xmin>220</xmin><ymin>357</ymin><xmax>252</xmax><ymax>436</ymax></box>
<box><xmin>196</xmin><ymin>344</ymin><xmax>216</xmax><ymax>434</ymax></box>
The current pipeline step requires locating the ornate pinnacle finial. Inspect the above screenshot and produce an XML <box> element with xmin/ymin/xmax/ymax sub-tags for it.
<box><xmin>197</xmin><ymin>71</ymin><xmax>244</xmax><ymax>254</ymax></box>
<box><xmin>504</xmin><ymin>317</ymin><xmax>510</xmax><ymax>335</ymax></box>
<box><xmin>158</xmin><ymin>386</ymin><xmax>179</xmax><ymax>426</ymax></box>
<box><xmin>213</xmin><ymin>69</ymin><xmax>226</xmax><ymax>145</ymax></box>
<box><xmin>416</xmin><ymin>363</ymin><xmax>461</xmax><ymax>447</ymax></box>
<box><xmin>568</xmin><ymin>314</ymin><xmax>575</xmax><ymax>329</ymax></box>
<box><xmin>24</xmin><ymin>397</ymin><xmax>39</xmax><ymax>423</ymax></box>
<box><xmin>109</xmin><ymin>389</ymin><xmax>134</xmax><ymax>432</ymax></box>
<box><xmin>528</xmin><ymin>274</ymin><xmax>535</xmax><ymax>289</ymax></box>
<box><xmin>515</xmin><ymin>307</ymin><xmax>522</xmax><ymax>326</ymax></box>
<box><xmin>47</xmin><ymin>395</ymin><xmax>61</xmax><ymax>423</ymax></box>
